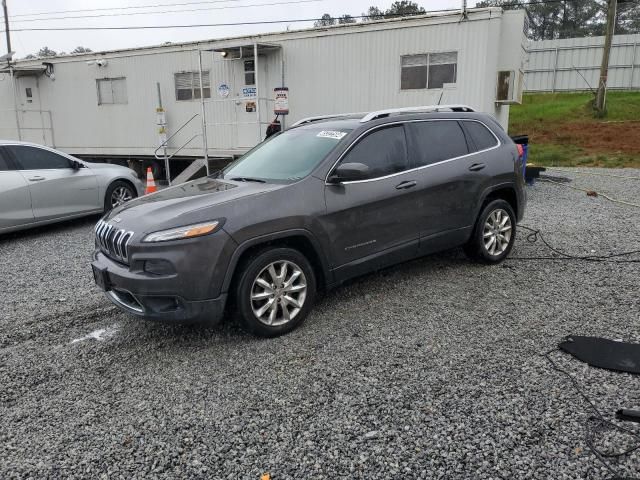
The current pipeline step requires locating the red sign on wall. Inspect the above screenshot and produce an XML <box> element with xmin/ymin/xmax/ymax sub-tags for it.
<box><xmin>274</xmin><ymin>87</ymin><xmax>289</xmax><ymax>115</ymax></box>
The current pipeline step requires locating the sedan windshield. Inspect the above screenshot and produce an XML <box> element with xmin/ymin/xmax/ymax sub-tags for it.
<box><xmin>222</xmin><ymin>127</ymin><xmax>351</xmax><ymax>183</ymax></box>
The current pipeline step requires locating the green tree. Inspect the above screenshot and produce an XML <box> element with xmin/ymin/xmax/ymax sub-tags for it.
<box><xmin>314</xmin><ymin>13</ymin><xmax>336</xmax><ymax>27</ymax></box>
<box><xmin>475</xmin><ymin>0</ymin><xmax>608</xmax><ymax>40</ymax></box>
<box><xmin>71</xmin><ymin>46</ymin><xmax>93</xmax><ymax>54</ymax></box>
<box><xmin>613</xmin><ymin>0</ymin><xmax>640</xmax><ymax>34</ymax></box>
<box><xmin>37</xmin><ymin>46</ymin><xmax>57</xmax><ymax>57</ymax></box>
<box><xmin>385</xmin><ymin>1</ymin><xmax>426</xmax><ymax>18</ymax></box>
<box><xmin>338</xmin><ymin>14</ymin><xmax>356</xmax><ymax>24</ymax></box>
<box><xmin>362</xmin><ymin>6</ymin><xmax>385</xmax><ymax>21</ymax></box>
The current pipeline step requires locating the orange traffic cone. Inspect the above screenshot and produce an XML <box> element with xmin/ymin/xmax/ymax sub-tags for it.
<box><xmin>145</xmin><ymin>167</ymin><xmax>157</xmax><ymax>195</ymax></box>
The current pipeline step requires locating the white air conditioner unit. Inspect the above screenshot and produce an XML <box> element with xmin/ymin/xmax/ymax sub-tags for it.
<box><xmin>495</xmin><ymin>70</ymin><xmax>523</xmax><ymax>105</ymax></box>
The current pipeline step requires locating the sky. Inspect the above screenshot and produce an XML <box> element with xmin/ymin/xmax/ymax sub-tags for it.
<box><xmin>2</xmin><ymin>0</ymin><xmax>479</xmax><ymax>58</ymax></box>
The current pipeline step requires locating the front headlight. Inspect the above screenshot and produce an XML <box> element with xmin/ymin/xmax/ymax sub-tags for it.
<box><xmin>142</xmin><ymin>221</ymin><xmax>221</xmax><ymax>243</ymax></box>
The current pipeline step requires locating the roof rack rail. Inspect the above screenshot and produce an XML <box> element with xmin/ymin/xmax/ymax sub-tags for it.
<box><xmin>290</xmin><ymin>112</ymin><xmax>367</xmax><ymax>128</ymax></box>
<box><xmin>360</xmin><ymin>104</ymin><xmax>475</xmax><ymax>123</ymax></box>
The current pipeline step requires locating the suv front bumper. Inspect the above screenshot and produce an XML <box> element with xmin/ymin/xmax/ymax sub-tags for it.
<box><xmin>91</xmin><ymin>250</ymin><xmax>228</xmax><ymax>325</ymax></box>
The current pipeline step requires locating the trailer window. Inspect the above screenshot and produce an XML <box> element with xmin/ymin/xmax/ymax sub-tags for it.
<box><xmin>175</xmin><ymin>71</ymin><xmax>211</xmax><ymax>101</ymax></box>
<box><xmin>401</xmin><ymin>52</ymin><xmax>457</xmax><ymax>90</ymax></box>
<box><xmin>244</xmin><ymin>60</ymin><xmax>255</xmax><ymax>86</ymax></box>
<box><xmin>97</xmin><ymin>78</ymin><xmax>128</xmax><ymax>105</ymax></box>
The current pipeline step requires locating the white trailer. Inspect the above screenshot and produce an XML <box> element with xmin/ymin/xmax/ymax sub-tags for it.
<box><xmin>0</xmin><ymin>7</ymin><xmax>527</xmax><ymax>183</ymax></box>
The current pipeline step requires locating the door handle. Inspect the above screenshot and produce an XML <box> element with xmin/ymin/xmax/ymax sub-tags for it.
<box><xmin>28</xmin><ymin>176</ymin><xmax>46</xmax><ymax>182</ymax></box>
<box><xmin>468</xmin><ymin>163</ymin><xmax>486</xmax><ymax>172</ymax></box>
<box><xmin>395</xmin><ymin>180</ymin><xmax>417</xmax><ymax>190</ymax></box>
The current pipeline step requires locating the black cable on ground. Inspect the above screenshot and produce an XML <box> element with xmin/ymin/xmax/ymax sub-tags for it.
<box><xmin>544</xmin><ymin>349</ymin><xmax>640</xmax><ymax>480</ymax></box>
<box><xmin>507</xmin><ymin>226</ymin><xmax>640</xmax><ymax>264</ymax></box>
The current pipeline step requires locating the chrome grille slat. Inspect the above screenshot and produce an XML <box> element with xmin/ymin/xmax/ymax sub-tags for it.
<box><xmin>113</xmin><ymin>230</ymin><xmax>124</xmax><ymax>258</ymax></box>
<box><xmin>94</xmin><ymin>219</ymin><xmax>134</xmax><ymax>265</ymax></box>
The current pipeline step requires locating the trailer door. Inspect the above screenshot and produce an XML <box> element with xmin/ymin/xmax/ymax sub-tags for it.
<box><xmin>209</xmin><ymin>52</ymin><xmax>269</xmax><ymax>151</ymax></box>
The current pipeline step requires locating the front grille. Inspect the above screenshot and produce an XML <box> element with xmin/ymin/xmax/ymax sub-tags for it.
<box><xmin>95</xmin><ymin>219</ymin><xmax>134</xmax><ymax>264</ymax></box>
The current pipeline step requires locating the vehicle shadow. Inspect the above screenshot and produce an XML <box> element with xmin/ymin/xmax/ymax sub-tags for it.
<box><xmin>128</xmin><ymin>248</ymin><xmax>470</xmax><ymax>345</ymax></box>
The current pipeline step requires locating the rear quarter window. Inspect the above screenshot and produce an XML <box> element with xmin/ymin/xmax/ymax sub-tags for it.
<box><xmin>407</xmin><ymin>120</ymin><xmax>469</xmax><ymax>167</ymax></box>
<box><xmin>463</xmin><ymin>121</ymin><xmax>499</xmax><ymax>151</ymax></box>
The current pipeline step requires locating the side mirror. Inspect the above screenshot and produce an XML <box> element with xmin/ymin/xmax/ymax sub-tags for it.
<box><xmin>328</xmin><ymin>162</ymin><xmax>369</xmax><ymax>183</ymax></box>
<box><xmin>70</xmin><ymin>160</ymin><xmax>82</xmax><ymax>170</ymax></box>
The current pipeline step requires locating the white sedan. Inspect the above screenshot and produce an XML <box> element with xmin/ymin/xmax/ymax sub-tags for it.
<box><xmin>0</xmin><ymin>141</ymin><xmax>144</xmax><ymax>234</ymax></box>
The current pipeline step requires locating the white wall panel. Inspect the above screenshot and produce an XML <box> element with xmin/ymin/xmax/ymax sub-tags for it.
<box><xmin>525</xmin><ymin>33</ymin><xmax>640</xmax><ymax>92</ymax></box>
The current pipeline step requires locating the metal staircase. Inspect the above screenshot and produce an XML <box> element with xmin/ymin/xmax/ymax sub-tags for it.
<box><xmin>154</xmin><ymin>113</ymin><xmax>207</xmax><ymax>185</ymax></box>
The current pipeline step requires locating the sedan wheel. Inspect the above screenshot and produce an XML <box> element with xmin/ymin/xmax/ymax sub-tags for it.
<box><xmin>111</xmin><ymin>186</ymin><xmax>134</xmax><ymax>209</ymax></box>
<box><xmin>250</xmin><ymin>260</ymin><xmax>307</xmax><ymax>327</ymax></box>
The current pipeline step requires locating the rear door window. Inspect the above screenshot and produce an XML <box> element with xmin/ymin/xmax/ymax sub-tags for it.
<box><xmin>0</xmin><ymin>147</ymin><xmax>15</xmax><ymax>171</ymax></box>
<box><xmin>6</xmin><ymin>145</ymin><xmax>72</xmax><ymax>170</ymax></box>
<box><xmin>407</xmin><ymin>121</ymin><xmax>469</xmax><ymax>167</ymax></box>
<box><xmin>463</xmin><ymin>121</ymin><xmax>499</xmax><ymax>152</ymax></box>
<box><xmin>341</xmin><ymin>126</ymin><xmax>408</xmax><ymax>179</ymax></box>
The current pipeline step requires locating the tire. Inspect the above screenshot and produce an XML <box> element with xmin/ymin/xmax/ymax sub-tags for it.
<box><xmin>104</xmin><ymin>180</ymin><xmax>137</xmax><ymax>213</ymax></box>
<box><xmin>235</xmin><ymin>247</ymin><xmax>317</xmax><ymax>338</ymax></box>
<box><xmin>463</xmin><ymin>199</ymin><xmax>516</xmax><ymax>264</ymax></box>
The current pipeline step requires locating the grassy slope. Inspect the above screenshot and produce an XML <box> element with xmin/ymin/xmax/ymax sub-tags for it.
<box><xmin>508</xmin><ymin>92</ymin><xmax>640</xmax><ymax>168</ymax></box>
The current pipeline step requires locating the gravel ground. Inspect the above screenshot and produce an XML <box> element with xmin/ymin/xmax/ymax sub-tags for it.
<box><xmin>1</xmin><ymin>168</ymin><xmax>639</xmax><ymax>480</ymax></box>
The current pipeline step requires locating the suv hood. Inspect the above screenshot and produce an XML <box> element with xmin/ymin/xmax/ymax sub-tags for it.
<box><xmin>104</xmin><ymin>176</ymin><xmax>282</xmax><ymax>233</ymax></box>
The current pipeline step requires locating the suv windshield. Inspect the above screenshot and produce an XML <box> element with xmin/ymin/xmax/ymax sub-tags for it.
<box><xmin>222</xmin><ymin>127</ymin><xmax>352</xmax><ymax>183</ymax></box>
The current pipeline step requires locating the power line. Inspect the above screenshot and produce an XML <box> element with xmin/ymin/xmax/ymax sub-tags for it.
<box><xmin>10</xmin><ymin>0</ymin><xmax>249</xmax><ymax>18</ymax></box>
<box><xmin>0</xmin><ymin>1</ymin><xmax>580</xmax><ymax>33</ymax></box>
<box><xmin>7</xmin><ymin>0</ymin><xmax>571</xmax><ymax>24</ymax></box>
<box><xmin>0</xmin><ymin>10</ymin><xmax>460</xmax><ymax>32</ymax></box>
<box><xmin>10</xmin><ymin>0</ymin><xmax>324</xmax><ymax>24</ymax></box>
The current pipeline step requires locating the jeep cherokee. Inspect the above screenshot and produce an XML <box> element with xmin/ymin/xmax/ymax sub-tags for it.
<box><xmin>91</xmin><ymin>105</ymin><xmax>526</xmax><ymax>337</ymax></box>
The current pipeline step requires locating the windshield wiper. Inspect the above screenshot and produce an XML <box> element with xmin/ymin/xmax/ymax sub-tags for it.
<box><xmin>230</xmin><ymin>177</ymin><xmax>266</xmax><ymax>183</ymax></box>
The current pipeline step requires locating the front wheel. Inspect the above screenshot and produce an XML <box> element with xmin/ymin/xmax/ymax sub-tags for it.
<box><xmin>235</xmin><ymin>248</ymin><xmax>317</xmax><ymax>337</ymax></box>
<box><xmin>104</xmin><ymin>180</ymin><xmax>137</xmax><ymax>212</ymax></box>
<box><xmin>463</xmin><ymin>199</ymin><xmax>516</xmax><ymax>264</ymax></box>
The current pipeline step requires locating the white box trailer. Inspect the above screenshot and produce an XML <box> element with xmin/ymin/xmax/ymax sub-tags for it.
<box><xmin>0</xmin><ymin>7</ymin><xmax>527</xmax><ymax>182</ymax></box>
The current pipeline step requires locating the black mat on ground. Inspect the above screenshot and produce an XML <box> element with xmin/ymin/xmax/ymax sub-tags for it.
<box><xmin>559</xmin><ymin>336</ymin><xmax>640</xmax><ymax>375</ymax></box>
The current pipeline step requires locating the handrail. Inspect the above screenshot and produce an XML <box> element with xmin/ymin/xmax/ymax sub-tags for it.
<box><xmin>163</xmin><ymin>134</ymin><xmax>200</xmax><ymax>160</ymax></box>
<box><xmin>154</xmin><ymin>113</ymin><xmax>200</xmax><ymax>160</ymax></box>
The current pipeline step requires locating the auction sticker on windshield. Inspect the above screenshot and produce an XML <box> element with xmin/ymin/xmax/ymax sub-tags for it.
<box><xmin>317</xmin><ymin>131</ymin><xmax>347</xmax><ymax>140</ymax></box>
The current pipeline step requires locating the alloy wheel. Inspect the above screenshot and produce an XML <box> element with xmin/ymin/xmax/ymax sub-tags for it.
<box><xmin>111</xmin><ymin>186</ymin><xmax>133</xmax><ymax>208</ymax></box>
<box><xmin>250</xmin><ymin>260</ymin><xmax>307</xmax><ymax>326</ymax></box>
<box><xmin>483</xmin><ymin>208</ymin><xmax>512</xmax><ymax>256</ymax></box>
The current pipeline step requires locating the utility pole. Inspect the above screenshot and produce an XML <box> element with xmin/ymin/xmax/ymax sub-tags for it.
<box><xmin>595</xmin><ymin>0</ymin><xmax>617</xmax><ymax>116</ymax></box>
<box><xmin>2</xmin><ymin>0</ymin><xmax>10</xmax><ymax>61</ymax></box>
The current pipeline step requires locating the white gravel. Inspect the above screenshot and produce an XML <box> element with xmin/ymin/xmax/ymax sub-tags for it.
<box><xmin>1</xmin><ymin>168</ymin><xmax>639</xmax><ymax>479</ymax></box>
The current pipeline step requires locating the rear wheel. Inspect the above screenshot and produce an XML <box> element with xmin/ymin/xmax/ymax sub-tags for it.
<box><xmin>104</xmin><ymin>180</ymin><xmax>136</xmax><ymax>212</ymax></box>
<box><xmin>235</xmin><ymin>248</ymin><xmax>316</xmax><ymax>337</ymax></box>
<box><xmin>463</xmin><ymin>199</ymin><xmax>516</xmax><ymax>264</ymax></box>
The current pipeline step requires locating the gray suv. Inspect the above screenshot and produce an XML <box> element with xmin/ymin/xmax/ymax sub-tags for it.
<box><xmin>91</xmin><ymin>106</ymin><xmax>526</xmax><ymax>337</ymax></box>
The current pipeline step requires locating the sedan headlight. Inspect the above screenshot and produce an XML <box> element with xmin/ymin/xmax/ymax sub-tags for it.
<box><xmin>142</xmin><ymin>221</ymin><xmax>221</xmax><ymax>243</ymax></box>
